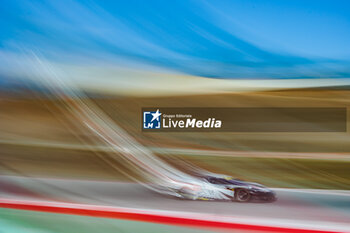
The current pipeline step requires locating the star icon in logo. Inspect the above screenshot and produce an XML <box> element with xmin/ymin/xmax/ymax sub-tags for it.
<box><xmin>151</xmin><ymin>109</ymin><xmax>161</xmax><ymax>122</ymax></box>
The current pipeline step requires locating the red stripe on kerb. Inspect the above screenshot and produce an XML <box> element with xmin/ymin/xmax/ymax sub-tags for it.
<box><xmin>0</xmin><ymin>199</ymin><xmax>344</xmax><ymax>233</ymax></box>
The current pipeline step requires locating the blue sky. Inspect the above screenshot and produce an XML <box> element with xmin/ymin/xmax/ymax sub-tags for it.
<box><xmin>0</xmin><ymin>0</ymin><xmax>350</xmax><ymax>82</ymax></box>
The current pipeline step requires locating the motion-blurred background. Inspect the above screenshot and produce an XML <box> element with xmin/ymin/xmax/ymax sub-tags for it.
<box><xmin>0</xmin><ymin>1</ymin><xmax>350</xmax><ymax>232</ymax></box>
<box><xmin>1</xmin><ymin>0</ymin><xmax>350</xmax><ymax>188</ymax></box>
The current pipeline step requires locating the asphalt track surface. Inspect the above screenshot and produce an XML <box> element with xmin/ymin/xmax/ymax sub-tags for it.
<box><xmin>1</xmin><ymin>175</ymin><xmax>350</xmax><ymax>230</ymax></box>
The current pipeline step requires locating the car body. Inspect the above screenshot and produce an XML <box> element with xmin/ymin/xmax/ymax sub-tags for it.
<box><xmin>154</xmin><ymin>177</ymin><xmax>235</xmax><ymax>201</ymax></box>
<box><xmin>156</xmin><ymin>173</ymin><xmax>276</xmax><ymax>202</ymax></box>
<box><xmin>201</xmin><ymin>174</ymin><xmax>277</xmax><ymax>202</ymax></box>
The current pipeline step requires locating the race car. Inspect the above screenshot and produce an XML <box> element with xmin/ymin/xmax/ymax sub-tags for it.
<box><xmin>156</xmin><ymin>173</ymin><xmax>276</xmax><ymax>203</ymax></box>
<box><xmin>200</xmin><ymin>174</ymin><xmax>277</xmax><ymax>202</ymax></box>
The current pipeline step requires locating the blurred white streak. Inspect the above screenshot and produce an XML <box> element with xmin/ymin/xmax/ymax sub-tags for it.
<box><xmin>24</xmin><ymin>52</ymin><xmax>217</xmax><ymax>198</ymax></box>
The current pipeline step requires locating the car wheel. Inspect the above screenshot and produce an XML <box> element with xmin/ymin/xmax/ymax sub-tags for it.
<box><xmin>235</xmin><ymin>189</ymin><xmax>251</xmax><ymax>202</ymax></box>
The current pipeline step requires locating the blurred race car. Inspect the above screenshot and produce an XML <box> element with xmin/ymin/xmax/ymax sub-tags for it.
<box><xmin>156</xmin><ymin>173</ymin><xmax>276</xmax><ymax>203</ymax></box>
<box><xmin>200</xmin><ymin>174</ymin><xmax>277</xmax><ymax>202</ymax></box>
